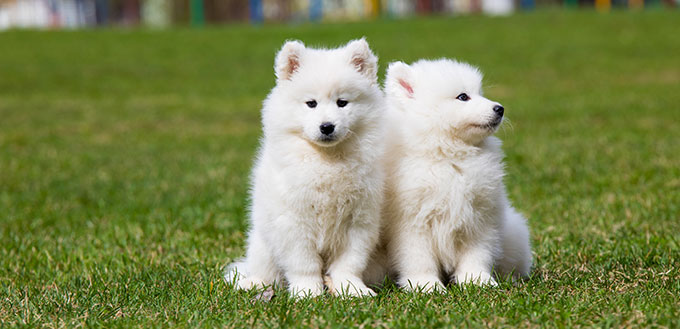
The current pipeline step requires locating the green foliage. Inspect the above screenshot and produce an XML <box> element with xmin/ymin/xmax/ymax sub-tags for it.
<box><xmin>1</xmin><ymin>11</ymin><xmax>678</xmax><ymax>328</ymax></box>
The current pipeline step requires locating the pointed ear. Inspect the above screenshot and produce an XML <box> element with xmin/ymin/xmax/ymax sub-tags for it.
<box><xmin>345</xmin><ymin>38</ymin><xmax>378</xmax><ymax>82</ymax></box>
<box><xmin>275</xmin><ymin>40</ymin><xmax>305</xmax><ymax>81</ymax></box>
<box><xmin>385</xmin><ymin>61</ymin><xmax>414</xmax><ymax>99</ymax></box>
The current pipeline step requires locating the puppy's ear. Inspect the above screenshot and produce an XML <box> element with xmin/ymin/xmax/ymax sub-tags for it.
<box><xmin>386</xmin><ymin>61</ymin><xmax>414</xmax><ymax>100</ymax></box>
<box><xmin>275</xmin><ymin>40</ymin><xmax>305</xmax><ymax>81</ymax></box>
<box><xmin>345</xmin><ymin>38</ymin><xmax>378</xmax><ymax>83</ymax></box>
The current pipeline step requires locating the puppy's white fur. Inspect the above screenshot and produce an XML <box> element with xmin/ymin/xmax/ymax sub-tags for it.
<box><xmin>225</xmin><ymin>39</ymin><xmax>385</xmax><ymax>298</ymax></box>
<box><xmin>382</xmin><ymin>59</ymin><xmax>532</xmax><ymax>291</ymax></box>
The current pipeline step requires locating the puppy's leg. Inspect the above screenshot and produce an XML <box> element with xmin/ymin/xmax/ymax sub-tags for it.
<box><xmin>273</xmin><ymin>215</ymin><xmax>324</xmax><ymax>298</ymax></box>
<box><xmin>455</xmin><ymin>234</ymin><xmax>498</xmax><ymax>286</ymax></box>
<box><xmin>392</xmin><ymin>229</ymin><xmax>444</xmax><ymax>292</ymax></box>
<box><xmin>495</xmin><ymin>206</ymin><xmax>532</xmax><ymax>280</ymax></box>
<box><xmin>327</xmin><ymin>219</ymin><xmax>379</xmax><ymax>297</ymax></box>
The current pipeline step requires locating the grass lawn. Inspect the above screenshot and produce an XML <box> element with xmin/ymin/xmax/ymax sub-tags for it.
<box><xmin>1</xmin><ymin>10</ymin><xmax>679</xmax><ymax>328</ymax></box>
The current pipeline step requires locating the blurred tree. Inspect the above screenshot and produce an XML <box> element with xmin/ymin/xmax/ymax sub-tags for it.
<box><xmin>190</xmin><ymin>0</ymin><xmax>204</xmax><ymax>25</ymax></box>
<box><xmin>204</xmin><ymin>0</ymin><xmax>248</xmax><ymax>23</ymax></box>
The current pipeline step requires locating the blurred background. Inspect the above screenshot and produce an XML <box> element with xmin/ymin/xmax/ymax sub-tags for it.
<box><xmin>0</xmin><ymin>0</ymin><xmax>677</xmax><ymax>29</ymax></box>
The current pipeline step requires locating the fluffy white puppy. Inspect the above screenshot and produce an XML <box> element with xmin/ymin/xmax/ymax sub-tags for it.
<box><xmin>382</xmin><ymin>59</ymin><xmax>532</xmax><ymax>291</ymax></box>
<box><xmin>225</xmin><ymin>39</ymin><xmax>385</xmax><ymax>298</ymax></box>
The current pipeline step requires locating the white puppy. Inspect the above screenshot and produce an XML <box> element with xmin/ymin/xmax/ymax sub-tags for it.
<box><xmin>382</xmin><ymin>59</ymin><xmax>532</xmax><ymax>291</ymax></box>
<box><xmin>225</xmin><ymin>39</ymin><xmax>385</xmax><ymax>298</ymax></box>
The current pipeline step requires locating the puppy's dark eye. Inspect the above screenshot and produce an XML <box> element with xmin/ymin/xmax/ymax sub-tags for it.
<box><xmin>456</xmin><ymin>93</ymin><xmax>470</xmax><ymax>102</ymax></box>
<box><xmin>336</xmin><ymin>99</ymin><xmax>348</xmax><ymax>108</ymax></box>
<box><xmin>306</xmin><ymin>100</ymin><xmax>317</xmax><ymax>108</ymax></box>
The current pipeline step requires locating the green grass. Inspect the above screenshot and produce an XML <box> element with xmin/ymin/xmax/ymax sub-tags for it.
<box><xmin>1</xmin><ymin>10</ymin><xmax>679</xmax><ymax>328</ymax></box>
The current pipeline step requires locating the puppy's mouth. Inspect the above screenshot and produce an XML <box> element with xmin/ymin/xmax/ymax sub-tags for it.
<box><xmin>312</xmin><ymin>135</ymin><xmax>342</xmax><ymax>147</ymax></box>
<box><xmin>470</xmin><ymin>117</ymin><xmax>502</xmax><ymax>131</ymax></box>
<box><xmin>319</xmin><ymin>135</ymin><xmax>337</xmax><ymax>143</ymax></box>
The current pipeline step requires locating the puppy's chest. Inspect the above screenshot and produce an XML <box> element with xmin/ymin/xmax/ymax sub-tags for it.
<box><xmin>452</xmin><ymin>159</ymin><xmax>503</xmax><ymax>200</ymax></box>
<box><xmin>286</xmin><ymin>158</ymin><xmax>368</xmax><ymax>219</ymax></box>
<box><xmin>420</xmin><ymin>158</ymin><xmax>504</xmax><ymax>227</ymax></box>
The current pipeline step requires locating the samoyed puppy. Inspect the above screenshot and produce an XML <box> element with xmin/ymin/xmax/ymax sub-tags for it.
<box><xmin>382</xmin><ymin>59</ymin><xmax>532</xmax><ymax>291</ymax></box>
<box><xmin>225</xmin><ymin>39</ymin><xmax>386</xmax><ymax>298</ymax></box>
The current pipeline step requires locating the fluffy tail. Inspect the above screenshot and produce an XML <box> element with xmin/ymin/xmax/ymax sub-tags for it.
<box><xmin>496</xmin><ymin>207</ymin><xmax>533</xmax><ymax>279</ymax></box>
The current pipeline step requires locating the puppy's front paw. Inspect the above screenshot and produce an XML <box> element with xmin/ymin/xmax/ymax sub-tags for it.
<box><xmin>327</xmin><ymin>275</ymin><xmax>375</xmax><ymax>297</ymax></box>
<box><xmin>456</xmin><ymin>271</ymin><xmax>498</xmax><ymax>287</ymax></box>
<box><xmin>400</xmin><ymin>275</ymin><xmax>445</xmax><ymax>293</ymax></box>
<box><xmin>288</xmin><ymin>280</ymin><xmax>324</xmax><ymax>298</ymax></box>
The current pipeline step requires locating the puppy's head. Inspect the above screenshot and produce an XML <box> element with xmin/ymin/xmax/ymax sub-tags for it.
<box><xmin>265</xmin><ymin>38</ymin><xmax>381</xmax><ymax>147</ymax></box>
<box><xmin>385</xmin><ymin>59</ymin><xmax>504</xmax><ymax>145</ymax></box>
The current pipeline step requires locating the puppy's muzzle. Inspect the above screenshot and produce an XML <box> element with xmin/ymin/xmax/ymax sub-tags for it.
<box><xmin>489</xmin><ymin>105</ymin><xmax>504</xmax><ymax>127</ymax></box>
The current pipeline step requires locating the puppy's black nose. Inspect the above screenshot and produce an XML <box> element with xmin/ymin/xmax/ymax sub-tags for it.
<box><xmin>320</xmin><ymin>122</ymin><xmax>335</xmax><ymax>135</ymax></box>
<box><xmin>493</xmin><ymin>105</ymin><xmax>504</xmax><ymax>116</ymax></box>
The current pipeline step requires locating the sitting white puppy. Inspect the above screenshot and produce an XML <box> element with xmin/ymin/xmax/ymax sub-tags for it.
<box><xmin>225</xmin><ymin>39</ymin><xmax>385</xmax><ymax>298</ymax></box>
<box><xmin>382</xmin><ymin>59</ymin><xmax>532</xmax><ymax>291</ymax></box>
